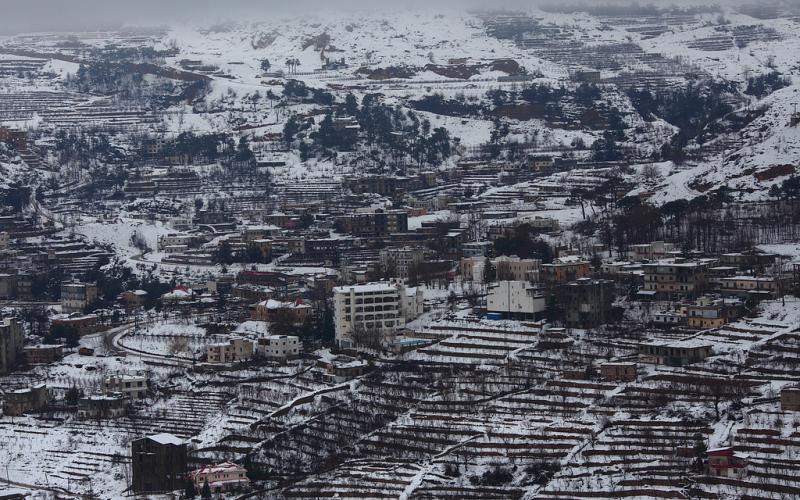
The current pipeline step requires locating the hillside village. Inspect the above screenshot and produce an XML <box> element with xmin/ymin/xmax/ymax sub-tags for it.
<box><xmin>2</xmin><ymin>2</ymin><xmax>800</xmax><ymax>499</ymax></box>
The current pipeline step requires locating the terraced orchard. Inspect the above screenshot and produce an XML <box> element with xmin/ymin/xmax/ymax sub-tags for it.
<box><xmin>219</xmin><ymin>303</ymin><xmax>800</xmax><ymax>499</ymax></box>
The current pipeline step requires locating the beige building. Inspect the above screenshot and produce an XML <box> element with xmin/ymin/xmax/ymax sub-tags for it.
<box><xmin>494</xmin><ymin>256</ymin><xmax>541</xmax><ymax>282</ymax></box>
<box><xmin>61</xmin><ymin>282</ymin><xmax>98</xmax><ymax>313</ymax></box>
<box><xmin>207</xmin><ymin>338</ymin><xmax>254</xmax><ymax>364</ymax></box>
<box><xmin>541</xmin><ymin>256</ymin><xmax>592</xmax><ymax>286</ymax></box>
<box><xmin>719</xmin><ymin>276</ymin><xmax>778</xmax><ymax>299</ymax></box>
<box><xmin>685</xmin><ymin>297</ymin><xmax>742</xmax><ymax>330</ymax></box>
<box><xmin>640</xmin><ymin>258</ymin><xmax>715</xmax><ymax>299</ymax></box>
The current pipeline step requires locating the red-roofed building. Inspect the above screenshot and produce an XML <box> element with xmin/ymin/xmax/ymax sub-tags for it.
<box><xmin>707</xmin><ymin>447</ymin><xmax>748</xmax><ymax>479</ymax></box>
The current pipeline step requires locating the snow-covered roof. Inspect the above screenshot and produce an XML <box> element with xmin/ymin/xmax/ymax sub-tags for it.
<box><xmin>163</xmin><ymin>288</ymin><xmax>192</xmax><ymax>299</ymax></box>
<box><xmin>644</xmin><ymin>339</ymin><xmax>713</xmax><ymax>349</ymax></box>
<box><xmin>191</xmin><ymin>462</ymin><xmax>246</xmax><ymax>476</ymax></box>
<box><xmin>333</xmin><ymin>282</ymin><xmax>399</xmax><ymax>294</ymax></box>
<box><xmin>148</xmin><ymin>433</ymin><xmax>184</xmax><ymax>446</ymax></box>
<box><xmin>260</xmin><ymin>298</ymin><xmax>310</xmax><ymax>309</ymax></box>
<box><xmin>551</xmin><ymin>255</ymin><xmax>586</xmax><ymax>264</ymax></box>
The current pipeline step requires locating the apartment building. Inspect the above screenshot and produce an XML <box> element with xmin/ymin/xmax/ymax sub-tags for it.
<box><xmin>719</xmin><ymin>276</ymin><xmax>779</xmax><ymax>299</ymax></box>
<box><xmin>335</xmin><ymin>209</ymin><xmax>408</xmax><ymax>237</ymax></box>
<box><xmin>558</xmin><ymin>278</ymin><xmax>615</xmax><ymax>328</ymax></box>
<box><xmin>0</xmin><ymin>317</ymin><xmax>24</xmax><ymax>375</ymax></box>
<box><xmin>379</xmin><ymin>246</ymin><xmax>426</xmax><ymax>279</ymax></box>
<box><xmin>541</xmin><ymin>256</ymin><xmax>592</xmax><ymax>286</ymax></box>
<box><xmin>486</xmin><ymin>280</ymin><xmax>546</xmax><ymax>320</ymax></box>
<box><xmin>60</xmin><ymin>281</ymin><xmax>98</xmax><ymax>313</ymax></box>
<box><xmin>207</xmin><ymin>338</ymin><xmax>254</xmax><ymax>364</ymax></box>
<box><xmin>333</xmin><ymin>281</ymin><xmax>424</xmax><ymax>349</ymax></box>
<box><xmin>639</xmin><ymin>258</ymin><xmax>715</xmax><ymax>299</ymax></box>
<box><xmin>494</xmin><ymin>256</ymin><xmax>541</xmax><ymax>282</ymax></box>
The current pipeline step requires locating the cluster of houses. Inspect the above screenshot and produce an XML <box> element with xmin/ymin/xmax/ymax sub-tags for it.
<box><xmin>205</xmin><ymin>334</ymin><xmax>300</xmax><ymax>363</ymax></box>
<box><xmin>2</xmin><ymin>371</ymin><xmax>149</xmax><ymax>417</ymax></box>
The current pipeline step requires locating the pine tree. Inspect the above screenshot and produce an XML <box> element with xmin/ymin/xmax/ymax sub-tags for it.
<box><xmin>185</xmin><ymin>478</ymin><xmax>197</xmax><ymax>499</ymax></box>
<box><xmin>201</xmin><ymin>480</ymin><xmax>212</xmax><ymax>499</ymax></box>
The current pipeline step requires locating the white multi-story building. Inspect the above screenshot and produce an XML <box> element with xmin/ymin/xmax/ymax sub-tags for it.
<box><xmin>257</xmin><ymin>335</ymin><xmax>300</xmax><ymax>360</ymax></box>
<box><xmin>486</xmin><ymin>280</ymin><xmax>546</xmax><ymax>320</ymax></box>
<box><xmin>333</xmin><ymin>281</ymin><xmax>424</xmax><ymax>349</ymax></box>
<box><xmin>103</xmin><ymin>373</ymin><xmax>149</xmax><ymax>400</ymax></box>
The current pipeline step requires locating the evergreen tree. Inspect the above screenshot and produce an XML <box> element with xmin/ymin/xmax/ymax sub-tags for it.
<box><xmin>65</xmin><ymin>386</ymin><xmax>84</xmax><ymax>405</ymax></box>
<box><xmin>235</xmin><ymin>136</ymin><xmax>254</xmax><ymax>162</ymax></box>
<box><xmin>201</xmin><ymin>480</ymin><xmax>212</xmax><ymax>499</ymax></box>
<box><xmin>185</xmin><ymin>478</ymin><xmax>197</xmax><ymax>499</ymax></box>
<box><xmin>345</xmin><ymin>93</ymin><xmax>359</xmax><ymax>115</ymax></box>
<box><xmin>483</xmin><ymin>257</ymin><xmax>497</xmax><ymax>283</ymax></box>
